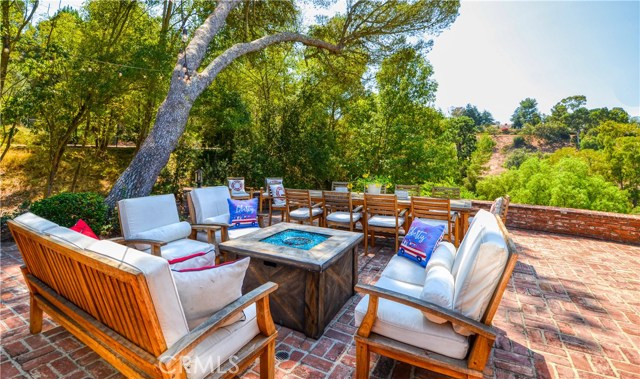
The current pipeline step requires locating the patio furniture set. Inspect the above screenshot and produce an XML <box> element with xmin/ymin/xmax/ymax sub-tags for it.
<box><xmin>8</xmin><ymin>178</ymin><xmax>516</xmax><ymax>379</ymax></box>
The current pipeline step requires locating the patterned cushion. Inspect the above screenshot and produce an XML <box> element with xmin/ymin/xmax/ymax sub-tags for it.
<box><xmin>227</xmin><ymin>198</ymin><xmax>259</xmax><ymax>229</ymax></box>
<box><xmin>228</xmin><ymin>179</ymin><xmax>245</xmax><ymax>195</ymax></box>
<box><xmin>270</xmin><ymin>184</ymin><xmax>286</xmax><ymax>206</ymax></box>
<box><xmin>397</xmin><ymin>218</ymin><xmax>445</xmax><ymax>267</ymax></box>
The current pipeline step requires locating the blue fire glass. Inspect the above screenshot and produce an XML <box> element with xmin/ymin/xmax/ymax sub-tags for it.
<box><xmin>260</xmin><ymin>229</ymin><xmax>329</xmax><ymax>250</ymax></box>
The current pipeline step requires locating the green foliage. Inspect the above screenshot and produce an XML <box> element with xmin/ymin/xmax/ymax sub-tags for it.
<box><xmin>504</xmin><ymin>149</ymin><xmax>539</xmax><ymax>169</ymax></box>
<box><xmin>29</xmin><ymin>192</ymin><xmax>109</xmax><ymax>234</ymax></box>
<box><xmin>451</xmin><ymin>104</ymin><xmax>494</xmax><ymax>127</ymax></box>
<box><xmin>477</xmin><ymin>156</ymin><xmax>632</xmax><ymax>213</ymax></box>
<box><xmin>512</xmin><ymin>136</ymin><xmax>526</xmax><ymax>148</ymax></box>
<box><xmin>463</xmin><ymin>135</ymin><xmax>495</xmax><ymax>192</ymax></box>
<box><xmin>523</xmin><ymin>121</ymin><xmax>571</xmax><ymax>145</ymax></box>
<box><xmin>511</xmin><ymin>98</ymin><xmax>541</xmax><ymax>129</ymax></box>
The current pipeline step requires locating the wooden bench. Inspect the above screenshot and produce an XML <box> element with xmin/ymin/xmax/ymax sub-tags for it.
<box><xmin>9</xmin><ymin>214</ymin><xmax>278</xmax><ymax>379</ymax></box>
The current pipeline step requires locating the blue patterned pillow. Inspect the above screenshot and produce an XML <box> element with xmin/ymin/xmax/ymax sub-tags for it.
<box><xmin>227</xmin><ymin>198</ymin><xmax>259</xmax><ymax>229</ymax></box>
<box><xmin>397</xmin><ymin>218</ymin><xmax>445</xmax><ymax>267</ymax></box>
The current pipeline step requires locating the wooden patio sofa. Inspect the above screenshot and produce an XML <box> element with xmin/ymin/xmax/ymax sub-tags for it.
<box><xmin>8</xmin><ymin>212</ymin><xmax>278</xmax><ymax>379</ymax></box>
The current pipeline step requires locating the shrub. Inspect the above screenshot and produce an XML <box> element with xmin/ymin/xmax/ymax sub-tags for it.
<box><xmin>513</xmin><ymin>136</ymin><xmax>526</xmax><ymax>148</ymax></box>
<box><xmin>30</xmin><ymin>192</ymin><xmax>108</xmax><ymax>235</ymax></box>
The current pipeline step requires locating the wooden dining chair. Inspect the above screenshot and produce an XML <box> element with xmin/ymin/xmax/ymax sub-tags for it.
<box><xmin>395</xmin><ymin>184</ymin><xmax>420</xmax><ymax>199</ymax></box>
<box><xmin>263</xmin><ymin>177</ymin><xmax>286</xmax><ymax>225</ymax></box>
<box><xmin>285</xmin><ymin>189</ymin><xmax>324</xmax><ymax>226</ymax></box>
<box><xmin>431</xmin><ymin>186</ymin><xmax>461</xmax><ymax>199</ymax></box>
<box><xmin>410</xmin><ymin>196</ymin><xmax>456</xmax><ymax>245</ymax></box>
<box><xmin>227</xmin><ymin>176</ymin><xmax>251</xmax><ymax>199</ymax></box>
<box><xmin>363</xmin><ymin>194</ymin><xmax>406</xmax><ymax>252</ymax></box>
<box><xmin>323</xmin><ymin>190</ymin><xmax>363</xmax><ymax>232</ymax></box>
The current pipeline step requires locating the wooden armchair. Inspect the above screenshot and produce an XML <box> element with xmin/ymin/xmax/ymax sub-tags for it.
<box><xmin>9</xmin><ymin>213</ymin><xmax>278</xmax><ymax>379</ymax></box>
<box><xmin>410</xmin><ymin>196</ymin><xmax>457</xmax><ymax>245</ymax></box>
<box><xmin>354</xmin><ymin>210</ymin><xmax>518</xmax><ymax>379</ymax></box>
<box><xmin>363</xmin><ymin>194</ymin><xmax>406</xmax><ymax>252</ymax></box>
<box><xmin>323</xmin><ymin>190</ymin><xmax>364</xmax><ymax>232</ymax></box>
<box><xmin>431</xmin><ymin>186</ymin><xmax>461</xmax><ymax>199</ymax></box>
<box><xmin>285</xmin><ymin>189</ymin><xmax>324</xmax><ymax>226</ymax></box>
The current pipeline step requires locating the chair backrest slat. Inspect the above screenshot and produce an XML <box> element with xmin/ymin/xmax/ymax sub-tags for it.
<box><xmin>285</xmin><ymin>189</ymin><xmax>312</xmax><ymax>209</ymax></box>
<box><xmin>431</xmin><ymin>186</ymin><xmax>461</xmax><ymax>199</ymax></box>
<box><xmin>410</xmin><ymin>197</ymin><xmax>451</xmax><ymax>222</ymax></box>
<box><xmin>323</xmin><ymin>191</ymin><xmax>353</xmax><ymax>212</ymax></box>
<box><xmin>331</xmin><ymin>181</ymin><xmax>350</xmax><ymax>191</ymax></box>
<box><xmin>395</xmin><ymin>184</ymin><xmax>420</xmax><ymax>196</ymax></box>
<box><xmin>364</xmin><ymin>194</ymin><xmax>398</xmax><ymax>216</ymax></box>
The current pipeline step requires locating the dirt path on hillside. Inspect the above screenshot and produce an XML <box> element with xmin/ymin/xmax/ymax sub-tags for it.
<box><xmin>485</xmin><ymin>135</ymin><xmax>514</xmax><ymax>176</ymax></box>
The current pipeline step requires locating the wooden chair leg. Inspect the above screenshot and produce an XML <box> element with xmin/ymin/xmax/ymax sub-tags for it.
<box><xmin>356</xmin><ymin>341</ymin><xmax>370</xmax><ymax>379</ymax></box>
<box><xmin>29</xmin><ymin>296</ymin><xmax>43</xmax><ymax>334</ymax></box>
<box><xmin>260</xmin><ymin>340</ymin><xmax>275</xmax><ymax>379</ymax></box>
<box><xmin>268</xmin><ymin>208</ymin><xmax>273</xmax><ymax>226</ymax></box>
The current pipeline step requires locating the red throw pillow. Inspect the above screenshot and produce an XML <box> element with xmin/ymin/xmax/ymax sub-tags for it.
<box><xmin>70</xmin><ymin>219</ymin><xmax>99</xmax><ymax>240</ymax></box>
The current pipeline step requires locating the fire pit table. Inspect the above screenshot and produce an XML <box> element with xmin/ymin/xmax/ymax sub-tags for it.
<box><xmin>219</xmin><ymin>222</ymin><xmax>363</xmax><ymax>339</ymax></box>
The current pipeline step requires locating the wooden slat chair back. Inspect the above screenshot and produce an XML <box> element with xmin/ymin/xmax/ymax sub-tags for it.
<box><xmin>497</xmin><ymin>195</ymin><xmax>511</xmax><ymax>224</ymax></box>
<box><xmin>431</xmin><ymin>186</ymin><xmax>461</xmax><ymax>199</ymax></box>
<box><xmin>9</xmin><ymin>219</ymin><xmax>279</xmax><ymax>379</ymax></box>
<box><xmin>226</xmin><ymin>176</ymin><xmax>250</xmax><ymax>199</ymax></box>
<box><xmin>395</xmin><ymin>184</ymin><xmax>421</xmax><ymax>197</ymax></box>
<box><xmin>410</xmin><ymin>197</ymin><xmax>454</xmax><ymax>243</ymax></box>
<box><xmin>323</xmin><ymin>190</ymin><xmax>363</xmax><ymax>232</ymax></box>
<box><xmin>363</xmin><ymin>194</ymin><xmax>404</xmax><ymax>252</ymax></box>
<box><xmin>285</xmin><ymin>189</ymin><xmax>324</xmax><ymax>226</ymax></box>
<box><xmin>354</xmin><ymin>215</ymin><xmax>519</xmax><ymax>379</ymax></box>
<box><xmin>331</xmin><ymin>181</ymin><xmax>350</xmax><ymax>191</ymax></box>
<box><xmin>264</xmin><ymin>177</ymin><xmax>286</xmax><ymax>225</ymax></box>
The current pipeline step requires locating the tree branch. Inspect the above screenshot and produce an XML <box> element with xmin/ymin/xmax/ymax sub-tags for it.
<box><xmin>183</xmin><ymin>0</ymin><xmax>242</xmax><ymax>71</ymax></box>
<box><xmin>192</xmin><ymin>32</ymin><xmax>342</xmax><ymax>96</ymax></box>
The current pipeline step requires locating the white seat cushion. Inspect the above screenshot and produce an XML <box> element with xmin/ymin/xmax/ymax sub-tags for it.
<box><xmin>367</xmin><ymin>215</ymin><xmax>404</xmax><ymax>228</ymax></box>
<box><xmin>13</xmin><ymin>212</ymin><xmax>58</xmax><ymax>234</ymax></box>
<box><xmin>354</xmin><ymin>276</ymin><xmax>469</xmax><ymax>359</ymax></box>
<box><xmin>326</xmin><ymin>211</ymin><xmax>361</xmax><ymax>223</ymax></box>
<box><xmin>417</xmin><ymin>217</ymin><xmax>449</xmax><ymax>232</ymax></box>
<box><xmin>196</xmin><ymin>227</ymin><xmax>260</xmax><ymax>243</ymax></box>
<box><xmin>289</xmin><ymin>207</ymin><xmax>323</xmax><ymax>219</ymax></box>
<box><xmin>381</xmin><ymin>255</ymin><xmax>426</xmax><ymax>286</ymax></box>
<box><xmin>452</xmin><ymin>210</ymin><xmax>508</xmax><ymax>335</ymax></box>
<box><xmin>190</xmin><ymin>187</ymin><xmax>231</xmax><ymax>224</ymax></box>
<box><xmin>146</xmin><ymin>238</ymin><xmax>215</xmax><ymax>262</ymax></box>
<box><xmin>86</xmin><ymin>240</ymin><xmax>189</xmax><ymax>348</ymax></box>
<box><xmin>184</xmin><ymin>304</ymin><xmax>259</xmax><ymax>379</ymax></box>
<box><xmin>46</xmin><ymin>226</ymin><xmax>97</xmax><ymax>249</ymax></box>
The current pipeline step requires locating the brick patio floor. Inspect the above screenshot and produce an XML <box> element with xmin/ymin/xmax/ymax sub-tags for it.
<box><xmin>1</xmin><ymin>226</ymin><xmax>639</xmax><ymax>379</ymax></box>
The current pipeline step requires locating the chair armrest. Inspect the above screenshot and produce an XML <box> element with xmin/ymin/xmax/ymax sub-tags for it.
<box><xmin>399</xmin><ymin>208</ymin><xmax>409</xmax><ymax>217</ymax></box>
<box><xmin>159</xmin><ymin>282</ymin><xmax>278</xmax><ymax>364</ymax></box>
<box><xmin>355</xmin><ymin>283</ymin><xmax>496</xmax><ymax>339</ymax></box>
<box><xmin>191</xmin><ymin>224</ymin><xmax>225</xmax><ymax>244</ymax></box>
<box><xmin>112</xmin><ymin>237</ymin><xmax>167</xmax><ymax>256</ymax></box>
<box><xmin>312</xmin><ymin>202</ymin><xmax>324</xmax><ymax>208</ymax></box>
<box><xmin>353</xmin><ymin>205</ymin><xmax>363</xmax><ymax>213</ymax></box>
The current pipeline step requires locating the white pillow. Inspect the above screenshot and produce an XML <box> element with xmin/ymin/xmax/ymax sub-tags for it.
<box><xmin>420</xmin><ymin>265</ymin><xmax>455</xmax><ymax>324</ymax></box>
<box><xmin>395</xmin><ymin>190</ymin><xmax>409</xmax><ymax>200</ymax></box>
<box><xmin>425</xmin><ymin>242</ymin><xmax>456</xmax><ymax>273</ymax></box>
<box><xmin>270</xmin><ymin>184</ymin><xmax>286</xmax><ymax>206</ymax></box>
<box><xmin>167</xmin><ymin>250</ymin><xmax>216</xmax><ymax>271</ymax></box>
<box><xmin>229</xmin><ymin>179</ymin><xmax>246</xmax><ymax>195</ymax></box>
<box><xmin>172</xmin><ymin>257</ymin><xmax>250</xmax><ymax>330</ymax></box>
<box><xmin>132</xmin><ymin>221</ymin><xmax>192</xmax><ymax>243</ymax></box>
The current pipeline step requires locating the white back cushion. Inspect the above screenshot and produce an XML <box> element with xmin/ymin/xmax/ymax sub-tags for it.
<box><xmin>46</xmin><ymin>226</ymin><xmax>97</xmax><ymax>249</ymax></box>
<box><xmin>452</xmin><ymin>210</ymin><xmax>508</xmax><ymax>333</ymax></box>
<box><xmin>13</xmin><ymin>212</ymin><xmax>58</xmax><ymax>234</ymax></box>
<box><xmin>190</xmin><ymin>186</ymin><xmax>231</xmax><ymax>224</ymax></box>
<box><xmin>86</xmin><ymin>240</ymin><xmax>190</xmax><ymax>348</ymax></box>
<box><xmin>452</xmin><ymin>209</ymin><xmax>491</xmax><ymax>277</ymax></box>
<box><xmin>425</xmin><ymin>242</ymin><xmax>456</xmax><ymax>273</ymax></box>
<box><xmin>118</xmin><ymin>194</ymin><xmax>179</xmax><ymax>238</ymax></box>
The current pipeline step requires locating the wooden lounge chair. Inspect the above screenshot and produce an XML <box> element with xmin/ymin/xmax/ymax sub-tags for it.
<box><xmin>354</xmin><ymin>210</ymin><xmax>518</xmax><ymax>379</ymax></box>
<box><xmin>9</xmin><ymin>212</ymin><xmax>278</xmax><ymax>379</ymax></box>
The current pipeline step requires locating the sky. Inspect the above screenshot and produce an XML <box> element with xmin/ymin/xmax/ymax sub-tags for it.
<box><xmin>41</xmin><ymin>0</ymin><xmax>640</xmax><ymax>123</ymax></box>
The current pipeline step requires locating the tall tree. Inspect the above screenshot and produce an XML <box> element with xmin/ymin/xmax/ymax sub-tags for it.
<box><xmin>105</xmin><ymin>0</ymin><xmax>460</xmax><ymax>207</ymax></box>
<box><xmin>511</xmin><ymin>97</ymin><xmax>541</xmax><ymax>129</ymax></box>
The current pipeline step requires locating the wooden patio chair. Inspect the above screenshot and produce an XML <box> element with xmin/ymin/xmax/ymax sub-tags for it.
<box><xmin>395</xmin><ymin>184</ymin><xmax>421</xmax><ymax>199</ymax></box>
<box><xmin>331</xmin><ymin>181</ymin><xmax>351</xmax><ymax>191</ymax></box>
<box><xmin>263</xmin><ymin>177</ymin><xmax>286</xmax><ymax>225</ymax></box>
<box><xmin>431</xmin><ymin>186</ymin><xmax>461</xmax><ymax>199</ymax></box>
<box><xmin>354</xmin><ymin>210</ymin><xmax>519</xmax><ymax>379</ymax></box>
<box><xmin>410</xmin><ymin>196</ymin><xmax>457</xmax><ymax>245</ymax></box>
<box><xmin>323</xmin><ymin>190</ymin><xmax>364</xmax><ymax>232</ymax></box>
<box><xmin>470</xmin><ymin>195</ymin><xmax>511</xmax><ymax>226</ymax></box>
<box><xmin>285</xmin><ymin>189</ymin><xmax>324</xmax><ymax>226</ymax></box>
<box><xmin>363</xmin><ymin>194</ymin><xmax>406</xmax><ymax>252</ymax></box>
<box><xmin>226</xmin><ymin>176</ymin><xmax>251</xmax><ymax>199</ymax></box>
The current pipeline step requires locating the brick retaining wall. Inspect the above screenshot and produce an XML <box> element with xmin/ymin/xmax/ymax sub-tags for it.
<box><xmin>471</xmin><ymin>200</ymin><xmax>640</xmax><ymax>245</ymax></box>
